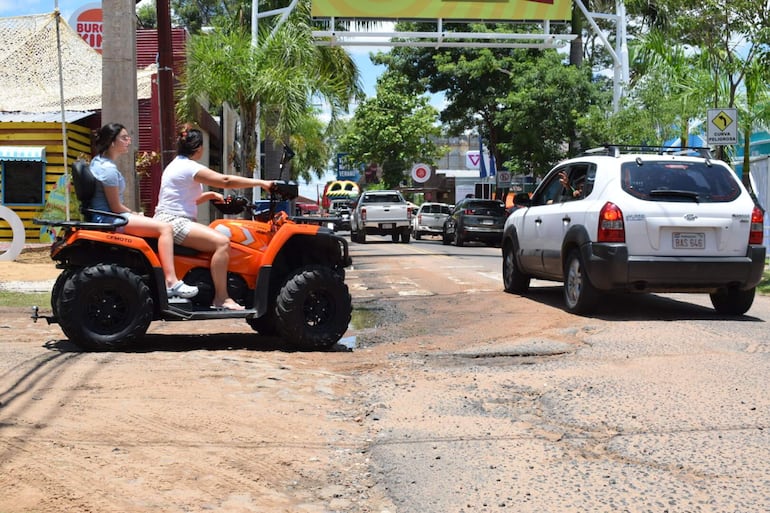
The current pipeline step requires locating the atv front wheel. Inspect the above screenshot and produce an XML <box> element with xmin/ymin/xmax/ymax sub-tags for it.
<box><xmin>58</xmin><ymin>264</ymin><xmax>153</xmax><ymax>351</ymax></box>
<box><xmin>275</xmin><ymin>265</ymin><xmax>352</xmax><ymax>350</ymax></box>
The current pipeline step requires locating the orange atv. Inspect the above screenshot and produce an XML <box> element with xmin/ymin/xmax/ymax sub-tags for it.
<box><xmin>33</xmin><ymin>155</ymin><xmax>352</xmax><ymax>352</ymax></box>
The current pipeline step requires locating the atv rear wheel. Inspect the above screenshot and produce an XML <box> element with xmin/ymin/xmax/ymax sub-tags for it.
<box><xmin>51</xmin><ymin>269</ymin><xmax>74</xmax><ymax>319</ymax></box>
<box><xmin>58</xmin><ymin>264</ymin><xmax>153</xmax><ymax>351</ymax></box>
<box><xmin>275</xmin><ymin>265</ymin><xmax>352</xmax><ymax>350</ymax></box>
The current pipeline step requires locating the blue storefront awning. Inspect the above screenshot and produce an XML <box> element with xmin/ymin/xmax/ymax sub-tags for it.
<box><xmin>0</xmin><ymin>146</ymin><xmax>46</xmax><ymax>162</ymax></box>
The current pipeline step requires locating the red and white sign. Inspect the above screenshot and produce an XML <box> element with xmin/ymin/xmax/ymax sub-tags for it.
<box><xmin>70</xmin><ymin>3</ymin><xmax>103</xmax><ymax>53</ymax></box>
<box><xmin>411</xmin><ymin>163</ymin><xmax>431</xmax><ymax>183</ymax></box>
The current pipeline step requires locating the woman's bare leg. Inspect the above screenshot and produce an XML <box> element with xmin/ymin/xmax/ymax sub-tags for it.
<box><xmin>179</xmin><ymin>223</ymin><xmax>244</xmax><ymax>310</ymax></box>
<box><xmin>125</xmin><ymin>216</ymin><xmax>181</xmax><ymax>288</ymax></box>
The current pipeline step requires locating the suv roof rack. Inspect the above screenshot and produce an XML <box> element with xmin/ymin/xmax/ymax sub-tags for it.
<box><xmin>582</xmin><ymin>144</ymin><xmax>713</xmax><ymax>159</ymax></box>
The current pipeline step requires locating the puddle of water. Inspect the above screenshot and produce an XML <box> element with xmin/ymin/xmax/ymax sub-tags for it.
<box><xmin>349</xmin><ymin>307</ymin><xmax>379</xmax><ymax>330</ymax></box>
<box><xmin>337</xmin><ymin>335</ymin><xmax>357</xmax><ymax>350</ymax></box>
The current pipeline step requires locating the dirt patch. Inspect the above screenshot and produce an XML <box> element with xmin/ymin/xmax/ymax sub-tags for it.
<box><xmin>0</xmin><ymin>246</ymin><xmax>60</xmax><ymax>284</ymax></box>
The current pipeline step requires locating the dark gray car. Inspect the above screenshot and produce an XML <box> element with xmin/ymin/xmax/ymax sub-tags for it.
<box><xmin>442</xmin><ymin>198</ymin><xmax>507</xmax><ymax>247</ymax></box>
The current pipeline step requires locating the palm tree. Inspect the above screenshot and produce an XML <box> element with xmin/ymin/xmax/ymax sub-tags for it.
<box><xmin>737</xmin><ymin>59</ymin><xmax>770</xmax><ymax>187</ymax></box>
<box><xmin>177</xmin><ymin>0</ymin><xmax>362</xmax><ymax>184</ymax></box>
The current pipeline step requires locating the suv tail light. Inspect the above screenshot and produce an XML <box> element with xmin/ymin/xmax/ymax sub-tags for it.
<box><xmin>749</xmin><ymin>205</ymin><xmax>764</xmax><ymax>245</ymax></box>
<box><xmin>597</xmin><ymin>202</ymin><xmax>625</xmax><ymax>242</ymax></box>
<box><xmin>361</xmin><ymin>207</ymin><xmax>367</xmax><ymax>222</ymax></box>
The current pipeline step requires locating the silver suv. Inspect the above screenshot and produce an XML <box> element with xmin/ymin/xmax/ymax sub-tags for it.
<box><xmin>502</xmin><ymin>146</ymin><xmax>766</xmax><ymax>315</ymax></box>
<box><xmin>412</xmin><ymin>202</ymin><xmax>451</xmax><ymax>240</ymax></box>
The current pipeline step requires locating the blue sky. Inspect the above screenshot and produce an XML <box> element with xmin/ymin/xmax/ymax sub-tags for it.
<box><xmin>0</xmin><ymin>0</ymin><xmax>100</xmax><ymax>22</ymax></box>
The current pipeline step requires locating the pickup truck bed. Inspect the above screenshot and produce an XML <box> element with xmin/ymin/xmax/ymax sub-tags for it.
<box><xmin>351</xmin><ymin>190</ymin><xmax>412</xmax><ymax>244</ymax></box>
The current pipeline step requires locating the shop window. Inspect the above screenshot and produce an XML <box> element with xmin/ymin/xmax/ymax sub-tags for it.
<box><xmin>2</xmin><ymin>160</ymin><xmax>46</xmax><ymax>206</ymax></box>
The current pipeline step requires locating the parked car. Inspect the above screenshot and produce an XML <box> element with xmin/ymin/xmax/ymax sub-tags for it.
<box><xmin>442</xmin><ymin>198</ymin><xmax>507</xmax><ymax>247</ymax></box>
<box><xmin>412</xmin><ymin>202</ymin><xmax>452</xmax><ymax>240</ymax></box>
<box><xmin>502</xmin><ymin>145</ymin><xmax>766</xmax><ymax>315</ymax></box>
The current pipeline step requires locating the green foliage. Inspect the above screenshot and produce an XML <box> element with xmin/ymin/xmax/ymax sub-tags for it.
<box><xmin>338</xmin><ymin>71</ymin><xmax>443</xmax><ymax>188</ymax></box>
<box><xmin>497</xmin><ymin>51</ymin><xmax>606</xmax><ymax>175</ymax></box>
<box><xmin>137</xmin><ymin>2</ymin><xmax>157</xmax><ymax>29</ymax></box>
<box><xmin>377</xmin><ymin>32</ymin><xmax>606</xmax><ymax>177</ymax></box>
<box><xmin>177</xmin><ymin>1</ymin><xmax>362</xmax><ymax>182</ymax></box>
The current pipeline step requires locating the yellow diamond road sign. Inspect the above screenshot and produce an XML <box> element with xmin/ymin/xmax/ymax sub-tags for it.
<box><xmin>707</xmin><ymin>108</ymin><xmax>737</xmax><ymax>145</ymax></box>
<box><xmin>712</xmin><ymin>110</ymin><xmax>732</xmax><ymax>131</ymax></box>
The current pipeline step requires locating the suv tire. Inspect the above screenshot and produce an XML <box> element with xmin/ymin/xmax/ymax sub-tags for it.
<box><xmin>710</xmin><ymin>286</ymin><xmax>755</xmax><ymax>315</ymax></box>
<box><xmin>502</xmin><ymin>242</ymin><xmax>530</xmax><ymax>293</ymax></box>
<box><xmin>563</xmin><ymin>249</ymin><xmax>599</xmax><ymax>314</ymax></box>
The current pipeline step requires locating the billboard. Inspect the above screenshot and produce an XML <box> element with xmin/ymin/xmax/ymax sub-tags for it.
<box><xmin>311</xmin><ymin>0</ymin><xmax>571</xmax><ymax>21</ymax></box>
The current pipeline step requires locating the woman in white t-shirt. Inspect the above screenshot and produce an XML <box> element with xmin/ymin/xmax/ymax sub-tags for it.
<box><xmin>154</xmin><ymin>126</ymin><xmax>275</xmax><ymax>311</ymax></box>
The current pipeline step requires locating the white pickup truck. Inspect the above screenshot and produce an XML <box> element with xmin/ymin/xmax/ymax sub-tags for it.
<box><xmin>350</xmin><ymin>190</ymin><xmax>412</xmax><ymax>243</ymax></box>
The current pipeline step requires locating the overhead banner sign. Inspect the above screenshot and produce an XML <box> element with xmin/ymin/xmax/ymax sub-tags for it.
<box><xmin>311</xmin><ymin>0</ymin><xmax>571</xmax><ymax>21</ymax></box>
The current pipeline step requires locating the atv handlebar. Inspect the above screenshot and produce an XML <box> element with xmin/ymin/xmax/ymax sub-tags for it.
<box><xmin>271</xmin><ymin>181</ymin><xmax>299</xmax><ymax>200</ymax></box>
<box><xmin>212</xmin><ymin>180</ymin><xmax>299</xmax><ymax>217</ymax></box>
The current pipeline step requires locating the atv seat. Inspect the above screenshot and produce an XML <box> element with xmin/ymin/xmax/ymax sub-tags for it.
<box><xmin>70</xmin><ymin>159</ymin><xmax>127</xmax><ymax>229</ymax></box>
<box><xmin>32</xmin><ymin>160</ymin><xmax>127</xmax><ymax>231</ymax></box>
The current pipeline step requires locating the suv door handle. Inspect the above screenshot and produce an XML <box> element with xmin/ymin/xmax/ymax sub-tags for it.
<box><xmin>562</xmin><ymin>216</ymin><xmax>571</xmax><ymax>223</ymax></box>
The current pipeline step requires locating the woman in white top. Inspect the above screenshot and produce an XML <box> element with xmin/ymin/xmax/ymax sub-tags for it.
<box><xmin>89</xmin><ymin>123</ymin><xmax>198</xmax><ymax>299</ymax></box>
<box><xmin>154</xmin><ymin>125</ymin><xmax>275</xmax><ymax>311</ymax></box>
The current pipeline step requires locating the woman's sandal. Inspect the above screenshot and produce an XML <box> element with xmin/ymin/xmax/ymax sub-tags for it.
<box><xmin>212</xmin><ymin>298</ymin><xmax>245</xmax><ymax>311</ymax></box>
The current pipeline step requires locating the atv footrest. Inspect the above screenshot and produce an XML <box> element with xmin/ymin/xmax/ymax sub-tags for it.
<box><xmin>162</xmin><ymin>304</ymin><xmax>257</xmax><ymax>321</ymax></box>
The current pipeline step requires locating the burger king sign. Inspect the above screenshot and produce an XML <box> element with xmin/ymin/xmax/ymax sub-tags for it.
<box><xmin>69</xmin><ymin>3</ymin><xmax>103</xmax><ymax>53</ymax></box>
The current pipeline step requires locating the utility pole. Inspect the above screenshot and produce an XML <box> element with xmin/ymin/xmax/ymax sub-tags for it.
<box><xmin>157</xmin><ymin>0</ymin><xmax>176</xmax><ymax>169</ymax></box>
<box><xmin>101</xmin><ymin>0</ymin><xmax>139</xmax><ymax>208</ymax></box>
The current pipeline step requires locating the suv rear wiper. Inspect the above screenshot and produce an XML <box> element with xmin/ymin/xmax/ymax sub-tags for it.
<box><xmin>649</xmin><ymin>189</ymin><xmax>700</xmax><ymax>202</ymax></box>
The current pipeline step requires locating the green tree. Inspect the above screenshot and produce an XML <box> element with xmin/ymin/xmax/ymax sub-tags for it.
<box><xmin>178</xmin><ymin>2</ymin><xmax>362</xmax><ymax>183</ymax></box>
<box><xmin>339</xmin><ymin>71</ymin><xmax>443</xmax><ymax>188</ymax></box>
<box><xmin>737</xmin><ymin>60</ymin><xmax>770</xmax><ymax>177</ymax></box>
<box><xmin>630</xmin><ymin>30</ymin><xmax>712</xmax><ymax>147</ymax></box>
<box><xmin>497</xmin><ymin>51</ymin><xmax>606</xmax><ymax>175</ymax></box>
<box><xmin>136</xmin><ymin>2</ymin><xmax>157</xmax><ymax>29</ymax></box>
<box><xmin>376</xmin><ymin>23</ymin><xmax>609</xmax><ymax>177</ymax></box>
<box><xmin>647</xmin><ymin>0</ymin><xmax>770</xmax><ymax>182</ymax></box>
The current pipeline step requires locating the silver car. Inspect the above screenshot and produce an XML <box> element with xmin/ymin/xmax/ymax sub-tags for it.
<box><xmin>412</xmin><ymin>202</ymin><xmax>452</xmax><ymax>240</ymax></box>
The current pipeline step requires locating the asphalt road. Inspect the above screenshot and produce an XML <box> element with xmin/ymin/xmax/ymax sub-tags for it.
<box><xmin>347</xmin><ymin>235</ymin><xmax>770</xmax><ymax>513</ymax></box>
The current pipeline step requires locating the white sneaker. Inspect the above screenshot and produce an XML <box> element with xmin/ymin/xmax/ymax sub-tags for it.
<box><xmin>167</xmin><ymin>281</ymin><xmax>199</xmax><ymax>298</ymax></box>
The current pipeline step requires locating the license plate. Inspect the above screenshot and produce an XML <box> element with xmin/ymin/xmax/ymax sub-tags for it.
<box><xmin>381</xmin><ymin>223</ymin><xmax>394</xmax><ymax>229</ymax></box>
<box><xmin>481</xmin><ymin>219</ymin><xmax>494</xmax><ymax>225</ymax></box>
<box><xmin>673</xmin><ymin>232</ymin><xmax>705</xmax><ymax>249</ymax></box>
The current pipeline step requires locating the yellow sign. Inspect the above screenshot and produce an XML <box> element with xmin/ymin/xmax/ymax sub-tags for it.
<box><xmin>711</xmin><ymin>110</ymin><xmax>733</xmax><ymax>131</ymax></box>
<box><xmin>311</xmin><ymin>0</ymin><xmax>572</xmax><ymax>21</ymax></box>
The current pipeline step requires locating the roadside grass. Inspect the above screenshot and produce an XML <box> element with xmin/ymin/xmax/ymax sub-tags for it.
<box><xmin>758</xmin><ymin>267</ymin><xmax>770</xmax><ymax>295</ymax></box>
<box><xmin>0</xmin><ymin>290</ymin><xmax>51</xmax><ymax>308</ymax></box>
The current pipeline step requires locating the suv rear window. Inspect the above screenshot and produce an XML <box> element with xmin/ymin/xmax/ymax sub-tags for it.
<box><xmin>465</xmin><ymin>200</ymin><xmax>506</xmax><ymax>216</ymax></box>
<box><xmin>621</xmin><ymin>161</ymin><xmax>741</xmax><ymax>202</ymax></box>
<box><xmin>422</xmin><ymin>204</ymin><xmax>451</xmax><ymax>214</ymax></box>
